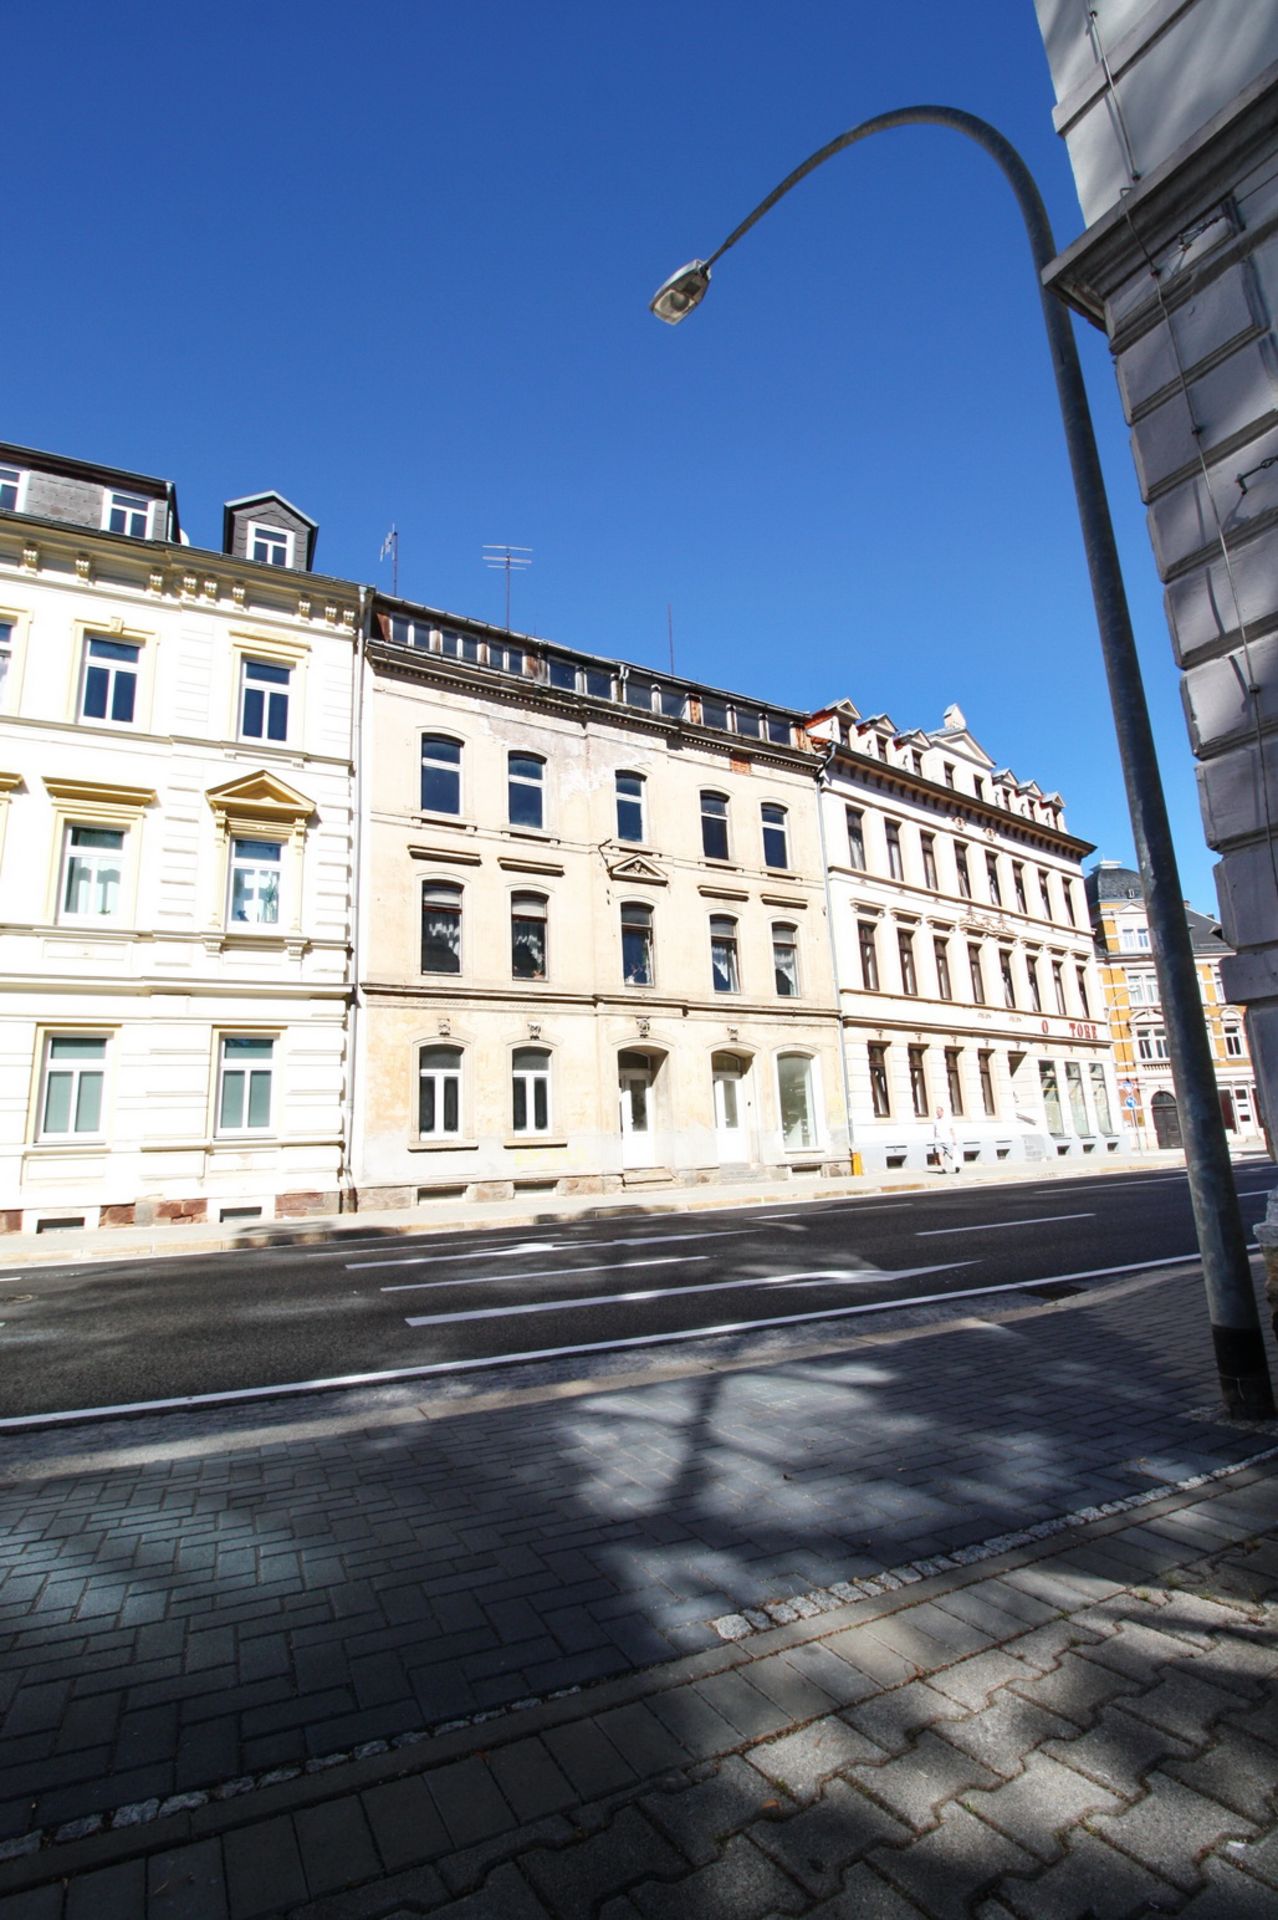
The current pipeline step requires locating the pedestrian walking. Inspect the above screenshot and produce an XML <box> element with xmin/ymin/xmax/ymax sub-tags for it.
<box><xmin>931</xmin><ymin>1106</ymin><xmax>960</xmax><ymax>1174</ymax></box>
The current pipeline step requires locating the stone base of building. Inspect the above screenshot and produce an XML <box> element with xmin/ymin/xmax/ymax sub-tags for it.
<box><xmin>349</xmin><ymin>1158</ymin><xmax>849</xmax><ymax>1214</ymax></box>
<box><xmin>0</xmin><ymin>1190</ymin><xmax>342</xmax><ymax>1233</ymax></box>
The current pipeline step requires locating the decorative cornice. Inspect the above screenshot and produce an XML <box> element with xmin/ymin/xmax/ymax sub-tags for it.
<box><xmin>44</xmin><ymin>777</ymin><xmax>155</xmax><ymax>811</ymax></box>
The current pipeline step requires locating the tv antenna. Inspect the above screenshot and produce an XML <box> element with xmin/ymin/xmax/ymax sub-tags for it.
<box><xmin>379</xmin><ymin>525</ymin><xmax>399</xmax><ymax>596</ymax></box>
<box><xmin>483</xmin><ymin>544</ymin><xmax>532</xmax><ymax>630</ymax></box>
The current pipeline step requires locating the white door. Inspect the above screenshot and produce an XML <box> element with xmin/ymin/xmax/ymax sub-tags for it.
<box><xmin>713</xmin><ymin>1055</ymin><xmax>749</xmax><ymax>1164</ymax></box>
<box><xmin>619</xmin><ymin>1065</ymin><xmax>655</xmax><ymax>1169</ymax></box>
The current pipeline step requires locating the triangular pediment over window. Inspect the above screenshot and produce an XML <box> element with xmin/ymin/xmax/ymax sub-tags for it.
<box><xmin>206</xmin><ymin>770</ymin><xmax>314</xmax><ymax>829</ymax></box>
<box><xmin>607</xmin><ymin>853</ymin><xmax>669</xmax><ymax>886</ymax></box>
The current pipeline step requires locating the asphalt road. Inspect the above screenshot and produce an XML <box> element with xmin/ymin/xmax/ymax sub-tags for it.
<box><xmin>2</xmin><ymin>1163</ymin><xmax>1274</xmax><ymax>1422</ymax></box>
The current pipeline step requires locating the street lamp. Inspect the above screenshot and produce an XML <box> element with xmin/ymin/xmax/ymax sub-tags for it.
<box><xmin>651</xmin><ymin>105</ymin><xmax>1275</xmax><ymax>1419</ymax></box>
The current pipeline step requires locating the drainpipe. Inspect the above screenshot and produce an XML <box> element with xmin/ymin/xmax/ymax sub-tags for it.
<box><xmin>815</xmin><ymin>741</ymin><xmax>857</xmax><ymax>1168</ymax></box>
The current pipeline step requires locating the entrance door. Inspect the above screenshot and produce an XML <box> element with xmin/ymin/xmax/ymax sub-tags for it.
<box><xmin>1151</xmin><ymin>1090</ymin><xmax>1182</xmax><ymax>1148</ymax></box>
<box><xmin>712</xmin><ymin>1052</ymin><xmax>749</xmax><ymax>1165</ymax></box>
<box><xmin>618</xmin><ymin>1052</ymin><xmax>655</xmax><ymax>1169</ymax></box>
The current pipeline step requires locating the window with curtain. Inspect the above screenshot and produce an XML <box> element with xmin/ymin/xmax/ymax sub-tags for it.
<box><xmin>511</xmin><ymin>893</ymin><xmax>548</xmax><ymax>979</ymax></box>
<box><xmin>421</xmin><ymin>881</ymin><xmax>462</xmax><ymax>974</ymax></box>
<box><xmin>710</xmin><ymin>915</ymin><xmax>739</xmax><ymax>993</ymax></box>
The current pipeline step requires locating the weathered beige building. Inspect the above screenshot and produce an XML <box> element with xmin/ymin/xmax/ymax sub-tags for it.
<box><xmin>351</xmin><ymin>601</ymin><xmax>849</xmax><ymax>1204</ymax></box>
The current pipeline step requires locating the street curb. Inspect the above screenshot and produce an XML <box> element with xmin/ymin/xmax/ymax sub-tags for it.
<box><xmin>1</xmin><ymin>1450</ymin><xmax>1274</xmax><ymax>1898</ymax></box>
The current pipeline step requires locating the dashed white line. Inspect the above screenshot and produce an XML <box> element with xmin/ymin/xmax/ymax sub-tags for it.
<box><xmin>350</xmin><ymin>1227</ymin><xmax>748</xmax><ymax>1272</ymax></box>
<box><xmin>916</xmin><ymin>1212</ymin><xmax>1094</xmax><ymax>1237</ymax></box>
<box><xmin>383</xmin><ymin>1256</ymin><xmax>703</xmax><ymax>1294</ymax></box>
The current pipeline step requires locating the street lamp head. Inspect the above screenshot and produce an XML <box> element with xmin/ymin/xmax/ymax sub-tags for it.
<box><xmin>649</xmin><ymin>259</ymin><xmax>711</xmax><ymax>324</ymax></box>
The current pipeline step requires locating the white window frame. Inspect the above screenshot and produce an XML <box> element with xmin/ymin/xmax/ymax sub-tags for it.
<box><xmin>420</xmin><ymin>734</ymin><xmax>463</xmax><ymax>816</ymax></box>
<box><xmin>79</xmin><ymin>634</ymin><xmax>141</xmax><ymax>727</ymax></box>
<box><xmin>247</xmin><ymin>521</ymin><xmax>294</xmax><ymax>568</ymax></box>
<box><xmin>227</xmin><ymin>837</ymin><xmax>283</xmax><ymax>927</ymax></box>
<box><xmin>772</xmin><ymin>921</ymin><xmax>800</xmax><ymax>997</ymax></box>
<box><xmin>511</xmin><ymin>1047</ymin><xmax>552</xmax><ymax>1135</ymax></box>
<box><xmin>1137</xmin><ymin>1026</ymin><xmax>1170</xmax><ymax>1063</ymax></box>
<box><xmin>421</xmin><ymin>879</ymin><xmax>463</xmax><ymax>975</ymax></box>
<box><xmin>37</xmin><ymin>1034</ymin><xmax>108</xmax><ymax>1140</ymax></box>
<box><xmin>616</xmin><ymin>771</ymin><xmax>645</xmax><ymax>844</ymax></box>
<box><xmin>0</xmin><ymin>617</ymin><xmax>13</xmax><ymax>710</ymax></box>
<box><xmin>621</xmin><ymin>899</ymin><xmax>655</xmax><ymax>986</ymax></box>
<box><xmin>511</xmin><ymin>891</ymin><xmax>548</xmax><ymax>981</ymax></box>
<box><xmin>710</xmin><ymin>914</ymin><xmax>740</xmax><ymax>994</ymax></box>
<box><xmin>0</xmin><ymin>465</ymin><xmax>24</xmax><ymax>514</ymax></box>
<box><xmin>1224</xmin><ymin>1024</ymin><xmax>1245</xmax><ymax>1058</ymax></box>
<box><xmin>102</xmin><ymin>490</ymin><xmax>151</xmax><ymax>538</ymax></box>
<box><xmin>700</xmin><ymin>791</ymin><xmax>730</xmax><ymax>862</ymax></box>
<box><xmin>59</xmin><ymin>823</ymin><xmax>126</xmax><ymax>923</ymax></box>
<box><xmin>239</xmin><ymin>657</ymin><xmax>292</xmax><ymax>744</ymax></box>
<box><xmin>418</xmin><ymin>1044</ymin><xmax>463</xmax><ymax>1139</ymax></box>
<box><xmin>761</xmin><ymin>802</ymin><xmax>789</xmax><ymax>870</ymax></box>
<box><xmin>776</xmin><ymin>1052</ymin><xmax>819</xmax><ymax>1150</ymax></box>
<box><xmin>508</xmin><ymin>752</ymin><xmax>546</xmax><ymax>830</ymax></box>
<box><xmin>216</xmin><ymin>1035</ymin><xmax>276</xmax><ymax>1134</ymax></box>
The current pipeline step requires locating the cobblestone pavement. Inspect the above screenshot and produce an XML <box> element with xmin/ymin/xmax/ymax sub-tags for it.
<box><xmin>0</xmin><ymin>1263</ymin><xmax>1275</xmax><ymax>1915</ymax></box>
<box><xmin>0</xmin><ymin>1461</ymin><xmax>1273</xmax><ymax>1917</ymax></box>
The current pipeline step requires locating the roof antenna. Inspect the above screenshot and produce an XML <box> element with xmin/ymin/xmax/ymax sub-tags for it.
<box><xmin>667</xmin><ymin>602</ymin><xmax>675</xmax><ymax>677</ymax></box>
<box><xmin>483</xmin><ymin>545</ymin><xmax>532</xmax><ymax>631</ymax></box>
<box><xmin>379</xmin><ymin>526</ymin><xmax>399</xmax><ymax>596</ymax></box>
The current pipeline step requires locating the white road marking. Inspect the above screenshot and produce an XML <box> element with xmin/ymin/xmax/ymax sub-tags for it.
<box><xmin>349</xmin><ymin>1227</ymin><xmax>748</xmax><ymax>1272</ymax></box>
<box><xmin>384</xmin><ymin>1256</ymin><xmax>703</xmax><ymax>1295</ymax></box>
<box><xmin>916</xmin><ymin>1213</ymin><xmax>1094</xmax><ymax>1237</ymax></box>
<box><xmin>401</xmin><ymin>1263</ymin><xmax>968</xmax><ymax>1327</ymax></box>
<box><xmin>0</xmin><ymin>1250</ymin><xmax>1221</xmax><ymax>1429</ymax></box>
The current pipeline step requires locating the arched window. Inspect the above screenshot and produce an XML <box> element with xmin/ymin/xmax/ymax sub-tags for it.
<box><xmin>772</xmin><ymin>922</ymin><xmax>799</xmax><ymax>997</ymax></box>
<box><xmin>615</xmin><ymin>771</ymin><xmax>645</xmax><ymax>843</ymax></box>
<box><xmin>512</xmin><ymin>1047</ymin><xmax>551</xmax><ymax>1134</ymax></box>
<box><xmin>421</xmin><ymin>735</ymin><xmax>461</xmax><ymax>815</ymax></box>
<box><xmin>508</xmin><ymin>752</ymin><xmax>545</xmax><ymax>829</ymax></box>
<box><xmin>421</xmin><ymin>881</ymin><xmax>462</xmax><ymax>974</ymax></box>
<box><xmin>710</xmin><ymin>914</ymin><xmax>739</xmax><ymax>993</ymax></box>
<box><xmin>511</xmin><ymin>892</ymin><xmax>548</xmax><ymax>980</ymax></box>
<box><xmin>761</xmin><ymin>802</ymin><xmax>789</xmax><ymax>870</ymax></box>
<box><xmin>621</xmin><ymin>900</ymin><xmax>654</xmax><ymax>985</ymax></box>
<box><xmin>418</xmin><ymin>1045</ymin><xmax>462</xmax><ymax>1137</ymax></box>
<box><xmin>777</xmin><ymin>1054</ymin><xmax>817</xmax><ymax>1148</ymax></box>
<box><xmin>700</xmin><ymin>791</ymin><xmax>730</xmax><ymax>862</ymax></box>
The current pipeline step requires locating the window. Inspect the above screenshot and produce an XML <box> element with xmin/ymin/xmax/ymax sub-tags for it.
<box><xmin>945</xmin><ymin>1047</ymin><xmax>964</xmax><ymax>1116</ymax></box>
<box><xmin>1121</xmin><ymin>925</ymin><xmax>1151</xmax><ymax>952</ymax></box>
<box><xmin>512</xmin><ymin>1047</ymin><xmax>551</xmax><ymax>1134</ymax></box>
<box><xmin>105</xmin><ymin>490</ymin><xmax>149</xmax><ymax>538</ymax></box>
<box><xmin>1090</xmin><ymin>1064</ymin><xmax>1115</xmax><ymax>1134</ymax></box>
<box><xmin>765</xmin><ymin>715</ymin><xmax>792</xmax><ymax>745</ymax></box>
<box><xmin>39</xmin><ymin>1036</ymin><xmax>105</xmax><ymax>1138</ymax></box>
<box><xmin>418</xmin><ymin>1044</ymin><xmax>462</xmax><ymax>1137</ymax></box>
<box><xmin>420</xmin><ymin>735</ymin><xmax>461</xmax><ymax>815</ymax></box>
<box><xmin>878</xmin><ymin>821</ymin><xmax>901</xmax><ymax>881</ymax></box>
<box><xmin>60</xmin><ymin>826</ymin><xmax>124</xmax><ymax>920</ymax></box>
<box><xmin>761</xmin><ymin>803</ymin><xmax>789</xmax><ymax>869</ymax></box>
<box><xmin>921</xmin><ymin>833</ymin><xmax>938</xmax><ymax>890</ymax></box>
<box><xmin>217</xmin><ymin>1036</ymin><xmax>274</xmax><ymax>1133</ymax></box>
<box><xmin>1129</xmin><ymin>971</ymin><xmax>1159</xmax><ymax>1006</ymax></box>
<box><xmin>511</xmin><ymin>892</ymin><xmax>547</xmax><ymax>980</ymax></box>
<box><xmin>421</xmin><ymin>881</ymin><xmax>462</xmax><ymax>974</ymax></box>
<box><xmin>1040</xmin><ymin>869</ymin><xmax>1056</xmax><ymax>920</ymax></box>
<box><xmin>968</xmin><ymin>941</ymin><xmax>986</xmax><ymax>1005</ymax></box>
<box><xmin>858</xmin><ymin>920</ymin><xmax>880</xmax><ymax>991</ymax></box>
<box><xmin>1076</xmin><ymin>965</ymin><xmax>1092</xmax><ymax>1018</ymax></box>
<box><xmin>846</xmin><ymin>807</ymin><xmax>866</xmax><ymax>868</ymax></box>
<box><xmin>621</xmin><ymin>900</ymin><xmax>653</xmax><ymax>985</ymax></box>
<box><xmin>439</xmin><ymin>629</ymin><xmax>482</xmax><ymax>662</ymax></box>
<box><xmin>1225</xmin><ymin>1024</ymin><xmax>1245</xmax><ymax>1058</ymax></box>
<box><xmin>700</xmin><ymin>695</ymin><xmax>729</xmax><ymax>730</ymax></box>
<box><xmin>0</xmin><ymin>619</ymin><xmax>11</xmax><ymax>705</ymax></box>
<box><xmin>955</xmin><ymin>842</ymin><xmax>971</xmax><ymax>898</ymax></box>
<box><xmin>80</xmin><ymin>636</ymin><xmax>139</xmax><ymax>725</ymax></box>
<box><xmin>898</xmin><ymin>928</ymin><xmax>918</xmax><ymax>996</ymax></box>
<box><xmin>943</xmin><ymin>762</ymin><xmax>955</xmax><ymax>788</ymax></box>
<box><xmin>1051</xmin><ymin>960</ymin><xmax>1067</xmax><ymax>1015</ymax></box>
<box><xmin>0</xmin><ymin>465</ymin><xmax>22</xmax><ymax>512</ymax></box>
<box><xmin>1064</xmin><ymin>882</ymin><xmax>1081</xmax><ymax>928</ymax></box>
<box><xmin>489</xmin><ymin>641</ymin><xmax>525</xmax><ymax>675</ymax></box>
<box><xmin>985</xmin><ymin>853</ymin><xmax>1002</xmax><ymax>906</ymax></box>
<box><xmin>978</xmin><ymin>1050</ymin><xmax>996</xmax><ymax>1116</ymax></box>
<box><xmin>616</xmin><ymin>771</ymin><xmax>645</xmax><ymax>843</ymax></box>
<box><xmin>1066</xmin><ymin>1062</ymin><xmax>1089</xmax><ymax>1133</ymax></box>
<box><xmin>910</xmin><ymin>749</ymin><xmax>923</xmax><ymax>775</ymax></box>
<box><xmin>508</xmin><ymin>752</ymin><xmax>545</xmax><ymax>829</ymax></box>
<box><xmin>1040</xmin><ymin>1061</ymin><xmax>1064</xmax><ymax>1134</ymax></box>
<box><xmin>1138</xmin><ymin>1027</ymin><xmax>1170</xmax><ymax>1062</ymax></box>
<box><xmin>240</xmin><ymin>659</ymin><xmax>290</xmax><ymax>743</ymax></box>
<box><xmin>777</xmin><ymin>1054</ymin><xmax>818</xmax><ymax>1148</ymax></box>
<box><xmin>710</xmin><ymin>914</ymin><xmax>739</xmax><ymax>993</ymax></box>
<box><xmin>908</xmin><ymin>1045</ymin><xmax>928</xmax><ymax>1117</ymax></box>
<box><xmin>868</xmin><ymin>1043</ymin><xmax>891</xmax><ymax>1117</ymax></box>
<box><xmin>934</xmin><ymin>936</ymin><xmax>953</xmax><ymax>1001</ymax></box>
<box><xmin>772</xmin><ymin>922</ymin><xmax>799</xmax><ymax>996</ymax></box>
<box><xmin>701</xmin><ymin>791</ymin><xmax>730</xmax><ymax>861</ymax></box>
<box><xmin>229</xmin><ymin>838</ymin><xmax>281</xmax><ymax>926</ymax></box>
<box><xmin>999</xmin><ymin>949</ymin><xmax>1017</xmax><ymax>1008</ymax></box>
<box><xmin>1026</xmin><ymin>954</ymin><xmax>1043</xmax><ymax>1012</ymax></box>
<box><xmin>1013</xmin><ymin>864</ymin><xmax>1028</xmax><ymax>913</ymax></box>
<box><xmin>547</xmin><ymin>656</ymin><xmax>609</xmax><ymax>697</ymax></box>
<box><xmin>247</xmin><ymin>522</ymin><xmax>292</xmax><ymax>567</ymax></box>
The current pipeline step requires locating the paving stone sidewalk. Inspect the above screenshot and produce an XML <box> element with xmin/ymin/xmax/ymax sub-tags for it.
<box><xmin>0</xmin><ymin>1460</ymin><xmax>1273</xmax><ymax>1918</ymax></box>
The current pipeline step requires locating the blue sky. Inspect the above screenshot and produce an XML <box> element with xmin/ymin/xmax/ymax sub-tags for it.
<box><xmin>7</xmin><ymin>1</ymin><xmax>1220</xmax><ymax>909</ymax></box>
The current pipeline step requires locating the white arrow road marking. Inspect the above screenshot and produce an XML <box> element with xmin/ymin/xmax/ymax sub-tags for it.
<box><xmin>916</xmin><ymin>1213</ymin><xmax>1094</xmax><ymax>1236</ymax></box>
<box><xmin>350</xmin><ymin>1227</ymin><xmax>749</xmax><ymax>1272</ymax></box>
<box><xmin>403</xmin><ymin>1263</ymin><xmax>973</xmax><ymax>1328</ymax></box>
<box><xmin>388</xmin><ymin>1255</ymin><xmax>705</xmax><ymax>1296</ymax></box>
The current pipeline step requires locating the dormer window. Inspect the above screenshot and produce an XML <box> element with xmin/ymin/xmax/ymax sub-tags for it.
<box><xmin>248</xmin><ymin>522</ymin><xmax>293</xmax><ymax>568</ymax></box>
<box><xmin>104</xmin><ymin>491</ymin><xmax>150</xmax><ymax>538</ymax></box>
<box><xmin>0</xmin><ymin>465</ymin><xmax>23</xmax><ymax>512</ymax></box>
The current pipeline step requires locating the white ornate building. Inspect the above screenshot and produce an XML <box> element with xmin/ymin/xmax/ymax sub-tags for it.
<box><xmin>0</xmin><ymin>443</ymin><xmax>358</xmax><ymax>1233</ymax></box>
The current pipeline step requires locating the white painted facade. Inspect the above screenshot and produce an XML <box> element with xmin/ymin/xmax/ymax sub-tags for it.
<box><xmin>810</xmin><ymin>700</ymin><xmax>1123</xmax><ymax>1171</ymax></box>
<box><xmin>0</xmin><ymin>470</ymin><xmax>358</xmax><ymax>1232</ymax></box>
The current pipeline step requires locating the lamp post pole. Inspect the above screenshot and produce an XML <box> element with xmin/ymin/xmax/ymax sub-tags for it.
<box><xmin>651</xmin><ymin>105</ymin><xmax>1274</xmax><ymax>1418</ymax></box>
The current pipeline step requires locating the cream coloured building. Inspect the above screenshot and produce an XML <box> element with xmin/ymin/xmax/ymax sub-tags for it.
<box><xmin>351</xmin><ymin>599</ymin><xmax>849</xmax><ymax>1204</ymax></box>
<box><xmin>0</xmin><ymin>443</ymin><xmax>358</xmax><ymax>1233</ymax></box>
<box><xmin>808</xmin><ymin>699</ymin><xmax>1122</xmax><ymax>1171</ymax></box>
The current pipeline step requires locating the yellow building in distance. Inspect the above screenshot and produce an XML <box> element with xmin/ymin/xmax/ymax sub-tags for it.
<box><xmin>1085</xmin><ymin>860</ymin><xmax>1265</xmax><ymax>1152</ymax></box>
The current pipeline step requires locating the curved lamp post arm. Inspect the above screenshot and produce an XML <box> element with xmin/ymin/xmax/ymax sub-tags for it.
<box><xmin>653</xmin><ymin>105</ymin><xmax>1273</xmax><ymax>1416</ymax></box>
